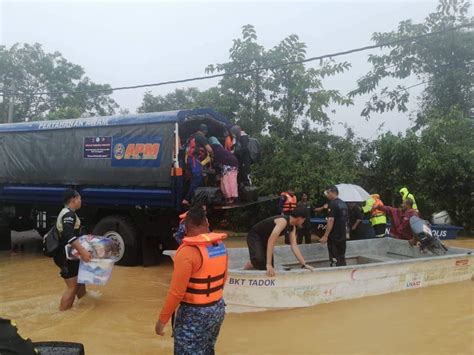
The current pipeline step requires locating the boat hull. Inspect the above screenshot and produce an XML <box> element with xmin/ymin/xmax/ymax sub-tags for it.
<box><xmin>165</xmin><ymin>238</ymin><xmax>473</xmax><ymax>313</ymax></box>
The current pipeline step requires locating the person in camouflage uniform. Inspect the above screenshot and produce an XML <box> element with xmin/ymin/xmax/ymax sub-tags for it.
<box><xmin>156</xmin><ymin>206</ymin><xmax>228</xmax><ymax>355</ymax></box>
<box><xmin>173</xmin><ymin>299</ymin><xmax>225</xmax><ymax>355</ymax></box>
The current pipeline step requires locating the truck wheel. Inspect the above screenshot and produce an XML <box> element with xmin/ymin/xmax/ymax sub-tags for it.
<box><xmin>92</xmin><ymin>215</ymin><xmax>140</xmax><ymax>266</ymax></box>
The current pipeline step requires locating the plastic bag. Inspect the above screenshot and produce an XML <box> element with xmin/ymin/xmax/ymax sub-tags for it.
<box><xmin>66</xmin><ymin>235</ymin><xmax>119</xmax><ymax>261</ymax></box>
<box><xmin>78</xmin><ymin>259</ymin><xmax>115</xmax><ymax>285</ymax></box>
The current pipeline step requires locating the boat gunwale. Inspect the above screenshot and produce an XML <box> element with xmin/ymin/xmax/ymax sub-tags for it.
<box><xmin>227</xmin><ymin>251</ymin><xmax>473</xmax><ymax>275</ymax></box>
<box><xmin>164</xmin><ymin>247</ymin><xmax>473</xmax><ymax>275</ymax></box>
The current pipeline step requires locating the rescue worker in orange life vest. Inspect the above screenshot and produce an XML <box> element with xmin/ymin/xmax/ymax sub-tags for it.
<box><xmin>156</xmin><ymin>206</ymin><xmax>227</xmax><ymax>354</ymax></box>
<box><xmin>279</xmin><ymin>187</ymin><xmax>298</xmax><ymax>244</ymax></box>
<box><xmin>362</xmin><ymin>194</ymin><xmax>387</xmax><ymax>238</ymax></box>
<box><xmin>182</xmin><ymin>124</ymin><xmax>213</xmax><ymax>206</ymax></box>
<box><xmin>279</xmin><ymin>187</ymin><xmax>298</xmax><ymax>216</ymax></box>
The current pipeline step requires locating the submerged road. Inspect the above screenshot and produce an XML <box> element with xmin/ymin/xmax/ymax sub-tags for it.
<box><xmin>1</xmin><ymin>233</ymin><xmax>473</xmax><ymax>354</ymax></box>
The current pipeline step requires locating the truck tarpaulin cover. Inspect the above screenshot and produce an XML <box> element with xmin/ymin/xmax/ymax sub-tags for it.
<box><xmin>0</xmin><ymin>116</ymin><xmax>175</xmax><ymax>187</ymax></box>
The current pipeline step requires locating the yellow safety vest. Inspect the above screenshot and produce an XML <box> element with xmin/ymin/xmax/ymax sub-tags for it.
<box><xmin>362</xmin><ymin>197</ymin><xmax>387</xmax><ymax>226</ymax></box>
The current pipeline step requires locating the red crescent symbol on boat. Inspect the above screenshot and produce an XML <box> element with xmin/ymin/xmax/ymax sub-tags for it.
<box><xmin>350</xmin><ymin>269</ymin><xmax>357</xmax><ymax>281</ymax></box>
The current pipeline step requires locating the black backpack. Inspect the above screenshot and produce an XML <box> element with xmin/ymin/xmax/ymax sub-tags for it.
<box><xmin>42</xmin><ymin>225</ymin><xmax>60</xmax><ymax>257</ymax></box>
<box><xmin>247</xmin><ymin>137</ymin><xmax>261</xmax><ymax>164</ymax></box>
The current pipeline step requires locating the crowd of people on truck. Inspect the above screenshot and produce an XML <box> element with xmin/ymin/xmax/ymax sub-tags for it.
<box><xmin>181</xmin><ymin>123</ymin><xmax>256</xmax><ymax>207</ymax></box>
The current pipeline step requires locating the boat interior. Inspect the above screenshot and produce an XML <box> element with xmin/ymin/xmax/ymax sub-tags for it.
<box><xmin>227</xmin><ymin>238</ymin><xmax>471</xmax><ymax>271</ymax></box>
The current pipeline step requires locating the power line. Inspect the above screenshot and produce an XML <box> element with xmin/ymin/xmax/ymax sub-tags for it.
<box><xmin>388</xmin><ymin>81</ymin><xmax>429</xmax><ymax>95</ymax></box>
<box><xmin>9</xmin><ymin>22</ymin><xmax>474</xmax><ymax>97</ymax></box>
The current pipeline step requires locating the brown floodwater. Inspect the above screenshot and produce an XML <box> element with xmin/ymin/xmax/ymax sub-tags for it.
<box><xmin>1</xmin><ymin>235</ymin><xmax>473</xmax><ymax>355</ymax></box>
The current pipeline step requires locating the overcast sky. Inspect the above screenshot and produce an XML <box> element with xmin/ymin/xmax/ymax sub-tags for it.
<box><xmin>1</xmin><ymin>0</ymin><xmax>441</xmax><ymax>138</ymax></box>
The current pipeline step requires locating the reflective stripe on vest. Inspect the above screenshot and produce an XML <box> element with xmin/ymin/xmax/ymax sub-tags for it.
<box><xmin>370</xmin><ymin>214</ymin><xmax>387</xmax><ymax>226</ymax></box>
<box><xmin>281</xmin><ymin>193</ymin><xmax>297</xmax><ymax>213</ymax></box>
<box><xmin>177</xmin><ymin>233</ymin><xmax>228</xmax><ymax>306</ymax></box>
<box><xmin>56</xmin><ymin>208</ymin><xmax>81</xmax><ymax>233</ymax></box>
<box><xmin>403</xmin><ymin>193</ymin><xmax>418</xmax><ymax>210</ymax></box>
<box><xmin>363</xmin><ymin>197</ymin><xmax>387</xmax><ymax>226</ymax></box>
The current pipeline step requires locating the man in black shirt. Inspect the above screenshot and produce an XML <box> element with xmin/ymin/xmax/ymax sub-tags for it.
<box><xmin>244</xmin><ymin>206</ymin><xmax>314</xmax><ymax>276</ymax></box>
<box><xmin>53</xmin><ymin>189</ymin><xmax>92</xmax><ymax>311</ymax></box>
<box><xmin>320</xmin><ymin>186</ymin><xmax>348</xmax><ymax>267</ymax></box>
<box><xmin>348</xmin><ymin>202</ymin><xmax>364</xmax><ymax>240</ymax></box>
<box><xmin>297</xmin><ymin>193</ymin><xmax>312</xmax><ymax>244</ymax></box>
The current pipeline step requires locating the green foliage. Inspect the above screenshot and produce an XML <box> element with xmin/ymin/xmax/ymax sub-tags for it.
<box><xmin>0</xmin><ymin>43</ymin><xmax>117</xmax><ymax>122</ymax></box>
<box><xmin>350</xmin><ymin>0</ymin><xmax>473</xmax><ymax>123</ymax></box>
<box><xmin>206</xmin><ymin>25</ymin><xmax>352</xmax><ymax>136</ymax></box>
<box><xmin>138</xmin><ymin>88</ymin><xmax>203</xmax><ymax>112</ymax></box>
<box><xmin>362</xmin><ymin>107</ymin><xmax>473</xmax><ymax>227</ymax></box>
<box><xmin>140</xmin><ymin>25</ymin><xmax>352</xmax><ymax>139</ymax></box>
<box><xmin>138</xmin><ymin>87</ymin><xmax>238</xmax><ymax>118</ymax></box>
<box><xmin>206</xmin><ymin>25</ymin><xmax>270</xmax><ymax>135</ymax></box>
<box><xmin>253</xmin><ymin>125</ymin><xmax>364</xmax><ymax>207</ymax></box>
<box><xmin>266</xmin><ymin>35</ymin><xmax>351</xmax><ymax>136</ymax></box>
<box><xmin>415</xmin><ymin>108</ymin><xmax>473</xmax><ymax>226</ymax></box>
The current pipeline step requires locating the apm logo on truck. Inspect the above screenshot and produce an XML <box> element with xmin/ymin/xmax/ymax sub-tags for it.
<box><xmin>114</xmin><ymin>143</ymin><xmax>161</xmax><ymax>160</ymax></box>
<box><xmin>112</xmin><ymin>136</ymin><xmax>163</xmax><ymax>167</ymax></box>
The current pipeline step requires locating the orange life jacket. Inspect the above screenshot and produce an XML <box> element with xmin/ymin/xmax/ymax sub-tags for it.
<box><xmin>177</xmin><ymin>233</ymin><xmax>228</xmax><ymax>306</ymax></box>
<box><xmin>371</xmin><ymin>196</ymin><xmax>386</xmax><ymax>217</ymax></box>
<box><xmin>185</xmin><ymin>135</ymin><xmax>206</xmax><ymax>164</ymax></box>
<box><xmin>224</xmin><ymin>135</ymin><xmax>234</xmax><ymax>152</ymax></box>
<box><xmin>281</xmin><ymin>192</ymin><xmax>297</xmax><ymax>213</ymax></box>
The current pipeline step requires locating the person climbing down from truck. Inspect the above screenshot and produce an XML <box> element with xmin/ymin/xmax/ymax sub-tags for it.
<box><xmin>53</xmin><ymin>189</ymin><xmax>92</xmax><ymax>311</ymax></box>
<box><xmin>229</xmin><ymin>125</ymin><xmax>252</xmax><ymax>186</ymax></box>
<box><xmin>208</xmin><ymin>136</ymin><xmax>239</xmax><ymax>204</ymax></box>
<box><xmin>244</xmin><ymin>205</ymin><xmax>315</xmax><ymax>277</ymax></box>
<box><xmin>156</xmin><ymin>206</ymin><xmax>228</xmax><ymax>354</ymax></box>
<box><xmin>182</xmin><ymin>124</ymin><xmax>213</xmax><ymax>206</ymax></box>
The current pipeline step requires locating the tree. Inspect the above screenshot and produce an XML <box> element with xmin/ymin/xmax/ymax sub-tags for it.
<box><xmin>360</xmin><ymin>131</ymin><xmax>420</xmax><ymax>205</ymax></box>
<box><xmin>353</xmin><ymin>0</ymin><xmax>474</xmax><ymax>227</ymax></box>
<box><xmin>0</xmin><ymin>43</ymin><xmax>118</xmax><ymax>122</ymax></box>
<box><xmin>266</xmin><ymin>35</ymin><xmax>351</xmax><ymax>137</ymax></box>
<box><xmin>138</xmin><ymin>88</ymin><xmax>203</xmax><ymax>113</ymax></box>
<box><xmin>138</xmin><ymin>87</ymin><xmax>238</xmax><ymax>118</ymax></box>
<box><xmin>206</xmin><ymin>25</ymin><xmax>352</xmax><ymax>137</ymax></box>
<box><xmin>415</xmin><ymin>108</ymin><xmax>473</xmax><ymax>226</ymax></box>
<box><xmin>362</xmin><ymin>107</ymin><xmax>473</xmax><ymax>227</ymax></box>
<box><xmin>206</xmin><ymin>25</ymin><xmax>269</xmax><ymax>136</ymax></box>
<box><xmin>350</xmin><ymin>0</ymin><xmax>473</xmax><ymax>125</ymax></box>
<box><xmin>253</xmin><ymin>124</ymin><xmax>363</xmax><ymax>205</ymax></box>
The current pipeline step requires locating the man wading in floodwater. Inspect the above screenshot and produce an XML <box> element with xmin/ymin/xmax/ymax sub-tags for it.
<box><xmin>156</xmin><ymin>206</ymin><xmax>228</xmax><ymax>354</ymax></box>
<box><xmin>54</xmin><ymin>189</ymin><xmax>92</xmax><ymax>311</ymax></box>
<box><xmin>244</xmin><ymin>205</ymin><xmax>314</xmax><ymax>276</ymax></box>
